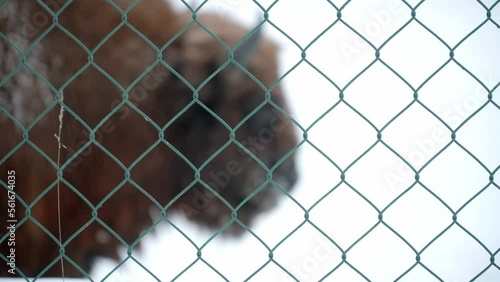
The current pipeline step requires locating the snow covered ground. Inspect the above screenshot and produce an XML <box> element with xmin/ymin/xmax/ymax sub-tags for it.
<box><xmin>10</xmin><ymin>0</ymin><xmax>499</xmax><ymax>281</ymax></box>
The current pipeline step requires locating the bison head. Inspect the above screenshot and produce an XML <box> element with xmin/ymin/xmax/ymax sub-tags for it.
<box><xmin>0</xmin><ymin>2</ymin><xmax>298</xmax><ymax>277</ymax></box>
<box><xmin>150</xmin><ymin>13</ymin><xmax>299</xmax><ymax>233</ymax></box>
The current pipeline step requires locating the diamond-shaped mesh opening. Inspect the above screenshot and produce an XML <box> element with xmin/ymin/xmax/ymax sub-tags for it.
<box><xmin>165</xmin><ymin>103</ymin><xmax>230</xmax><ymax>167</ymax></box>
<box><xmin>63</xmin><ymin>144</ymin><xmax>125</xmax><ymax>206</ymax></box>
<box><xmin>185</xmin><ymin>142</ymin><xmax>285</xmax><ymax>229</ymax></box>
<box><xmin>308</xmin><ymin>102</ymin><xmax>377</xmax><ymax>168</ymax></box>
<box><xmin>26</xmin><ymin>27</ymin><xmax>88</xmax><ymax>89</ymax></box>
<box><xmin>131</xmin><ymin>63</ymin><xmax>188</xmax><ymax>126</ymax></box>
<box><xmin>309</xmin><ymin>183</ymin><xmax>378</xmax><ymax>248</ymax></box>
<box><xmin>382</xmin><ymin>21</ymin><xmax>450</xmax><ymax>87</ymax></box>
<box><xmin>248</xmin><ymin>188</ymin><xmax>304</xmax><ymax>247</ymax></box>
<box><xmin>167</xmin><ymin>12</ymin><xmax>255</xmax><ymax>89</ymax></box>
<box><xmin>272</xmin><ymin>223</ymin><xmax>343</xmax><ymax>281</ymax></box>
<box><xmin>202</xmin><ymin>231</ymin><xmax>270</xmax><ymax>281</ymax></box>
<box><xmin>131</xmin><ymin>144</ymin><xmax>182</xmax><ymax>206</ymax></box>
<box><xmin>98</xmin><ymin>106</ymin><xmax>160</xmax><ymax>167</ymax></box>
<box><xmin>384</xmin><ymin>184</ymin><xmax>450</xmax><ymax>250</ymax></box>
<box><xmin>307</xmin><ymin>22</ymin><xmax>376</xmax><ymax>87</ymax></box>
<box><xmin>279</xmin><ymin>63</ymin><xmax>339</xmax><ymax>127</ymax></box>
<box><xmin>419</xmin><ymin>62</ymin><xmax>489</xmax><ymax>127</ymax></box>
<box><xmin>348</xmin><ymin>225</ymin><xmax>415</xmax><ymax>281</ymax></box>
<box><xmin>384</xmin><ymin>104</ymin><xmax>450</xmax><ymax>169</ymax></box>
<box><xmin>423</xmin><ymin>225</ymin><xmax>491</xmax><ymax>281</ymax></box>
<box><xmin>235</xmin><ymin>103</ymin><xmax>298</xmax><ymax>166</ymax></box>
<box><xmin>61</xmin><ymin>66</ymin><xmax>123</xmax><ymax>128</ymax></box>
<box><xmin>345</xmin><ymin>62</ymin><xmax>413</xmax><ymax>128</ymax></box>
<box><xmin>420</xmin><ymin>143</ymin><xmax>490</xmax><ymax>210</ymax></box>
<box><xmin>348</xmin><ymin>143</ymin><xmax>412</xmax><ymax>207</ymax></box>
<box><xmin>92</xmin><ymin>26</ymin><xmax>158</xmax><ymax>88</ymax></box>
<box><xmin>97</xmin><ymin>182</ymin><xmax>158</xmax><ymax>245</ymax></box>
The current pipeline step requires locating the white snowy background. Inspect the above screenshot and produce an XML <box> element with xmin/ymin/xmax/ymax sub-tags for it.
<box><xmin>11</xmin><ymin>0</ymin><xmax>500</xmax><ymax>281</ymax></box>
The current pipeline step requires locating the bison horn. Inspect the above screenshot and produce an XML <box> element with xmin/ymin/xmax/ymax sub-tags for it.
<box><xmin>232</xmin><ymin>23</ymin><xmax>262</xmax><ymax>69</ymax></box>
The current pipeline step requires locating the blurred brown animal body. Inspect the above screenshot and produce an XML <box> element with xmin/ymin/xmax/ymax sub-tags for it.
<box><xmin>0</xmin><ymin>0</ymin><xmax>297</xmax><ymax>277</ymax></box>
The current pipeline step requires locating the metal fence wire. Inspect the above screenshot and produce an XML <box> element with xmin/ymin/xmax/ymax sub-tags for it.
<box><xmin>1</xmin><ymin>0</ymin><xmax>499</xmax><ymax>281</ymax></box>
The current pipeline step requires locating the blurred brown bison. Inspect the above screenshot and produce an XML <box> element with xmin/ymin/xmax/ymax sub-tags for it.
<box><xmin>0</xmin><ymin>0</ymin><xmax>297</xmax><ymax>277</ymax></box>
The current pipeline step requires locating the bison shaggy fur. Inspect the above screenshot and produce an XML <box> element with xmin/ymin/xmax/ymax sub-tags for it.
<box><xmin>0</xmin><ymin>0</ymin><xmax>298</xmax><ymax>277</ymax></box>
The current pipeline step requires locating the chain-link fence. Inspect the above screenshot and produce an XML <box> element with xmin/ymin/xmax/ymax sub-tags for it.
<box><xmin>1</xmin><ymin>0</ymin><xmax>499</xmax><ymax>281</ymax></box>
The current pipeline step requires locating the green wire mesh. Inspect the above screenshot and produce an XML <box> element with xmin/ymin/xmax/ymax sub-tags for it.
<box><xmin>1</xmin><ymin>0</ymin><xmax>499</xmax><ymax>281</ymax></box>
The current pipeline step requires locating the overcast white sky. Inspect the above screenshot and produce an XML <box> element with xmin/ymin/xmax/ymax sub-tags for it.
<box><xmin>12</xmin><ymin>0</ymin><xmax>499</xmax><ymax>281</ymax></box>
